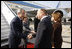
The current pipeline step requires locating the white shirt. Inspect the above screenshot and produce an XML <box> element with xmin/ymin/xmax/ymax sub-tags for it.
<box><xmin>41</xmin><ymin>15</ymin><xmax>48</xmax><ymax>21</ymax></box>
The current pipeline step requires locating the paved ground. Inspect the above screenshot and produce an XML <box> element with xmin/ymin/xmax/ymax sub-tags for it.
<box><xmin>62</xmin><ymin>24</ymin><xmax>71</xmax><ymax>48</ymax></box>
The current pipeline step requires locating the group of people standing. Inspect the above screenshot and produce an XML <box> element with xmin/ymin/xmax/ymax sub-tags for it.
<box><xmin>9</xmin><ymin>8</ymin><xmax>63</xmax><ymax>48</ymax></box>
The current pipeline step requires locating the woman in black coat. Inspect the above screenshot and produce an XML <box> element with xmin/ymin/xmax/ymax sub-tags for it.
<box><xmin>51</xmin><ymin>10</ymin><xmax>63</xmax><ymax>48</ymax></box>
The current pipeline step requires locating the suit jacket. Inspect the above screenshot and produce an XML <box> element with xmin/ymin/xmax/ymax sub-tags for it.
<box><xmin>34</xmin><ymin>16</ymin><xmax>53</xmax><ymax>48</ymax></box>
<box><xmin>34</xmin><ymin>17</ymin><xmax>40</xmax><ymax>32</ymax></box>
<box><xmin>9</xmin><ymin>16</ymin><xmax>27</xmax><ymax>48</ymax></box>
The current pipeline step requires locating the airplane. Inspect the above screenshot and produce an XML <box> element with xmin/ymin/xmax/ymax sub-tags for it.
<box><xmin>6</xmin><ymin>1</ymin><xmax>71</xmax><ymax>19</ymax></box>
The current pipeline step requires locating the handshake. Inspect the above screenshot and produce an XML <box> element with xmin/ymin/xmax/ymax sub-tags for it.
<box><xmin>27</xmin><ymin>31</ymin><xmax>36</xmax><ymax>39</ymax></box>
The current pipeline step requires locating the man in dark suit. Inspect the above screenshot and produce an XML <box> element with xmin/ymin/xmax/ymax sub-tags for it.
<box><xmin>34</xmin><ymin>15</ymin><xmax>40</xmax><ymax>32</ymax></box>
<box><xmin>9</xmin><ymin>9</ymin><xmax>32</xmax><ymax>48</ymax></box>
<box><xmin>34</xmin><ymin>9</ymin><xmax>53</xmax><ymax>48</ymax></box>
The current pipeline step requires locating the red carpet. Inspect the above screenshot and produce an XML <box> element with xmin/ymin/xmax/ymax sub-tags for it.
<box><xmin>27</xmin><ymin>43</ymin><xmax>34</xmax><ymax>48</ymax></box>
<box><xmin>19</xmin><ymin>42</ymin><xmax>34</xmax><ymax>48</ymax></box>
